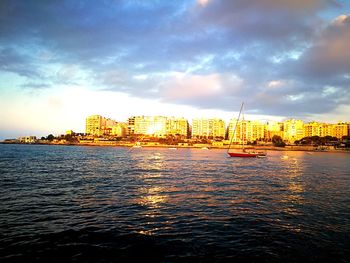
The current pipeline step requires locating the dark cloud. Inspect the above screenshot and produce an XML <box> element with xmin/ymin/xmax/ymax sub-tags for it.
<box><xmin>20</xmin><ymin>83</ymin><xmax>51</xmax><ymax>90</ymax></box>
<box><xmin>0</xmin><ymin>47</ymin><xmax>40</xmax><ymax>78</ymax></box>
<box><xmin>295</xmin><ymin>14</ymin><xmax>350</xmax><ymax>78</ymax></box>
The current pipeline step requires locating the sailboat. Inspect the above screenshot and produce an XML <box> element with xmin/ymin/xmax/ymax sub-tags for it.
<box><xmin>227</xmin><ymin>103</ymin><xmax>267</xmax><ymax>158</ymax></box>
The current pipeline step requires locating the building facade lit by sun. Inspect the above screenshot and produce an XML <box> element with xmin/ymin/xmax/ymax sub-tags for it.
<box><xmin>282</xmin><ymin>119</ymin><xmax>304</xmax><ymax>143</ymax></box>
<box><xmin>86</xmin><ymin>115</ymin><xmax>350</xmax><ymax>143</ymax></box>
<box><xmin>332</xmin><ymin>122</ymin><xmax>349</xmax><ymax>139</ymax></box>
<box><xmin>265</xmin><ymin>121</ymin><xmax>284</xmax><ymax>140</ymax></box>
<box><xmin>192</xmin><ymin>118</ymin><xmax>226</xmax><ymax>139</ymax></box>
<box><xmin>86</xmin><ymin>115</ymin><xmax>106</xmax><ymax>136</ymax></box>
<box><xmin>111</xmin><ymin>123</ymin><xmax>128</xmax><ymax>137</ymax></box>
<box><xmin>166</xmin><ymin>117</ymin><xmax>189</xmax><ymax>138</ymax></box>
<box><xmin>303</xmin><ymin>122</ymin><xmax>326</xmax><ymax>137</ymax></box>
<box><xmin>132</xmin><ymin>116</ymin><xmax>168</xmax><ymax>137</ymax></box>
<box><xmin>86</xmin><ymin>115</ymin><xmax>126</xmax><ymax>136</ymax></box>
<box><xmin>228</xmin><ymin>119</ymin><xmax>266</xmax><ymax>143</ymax></box>
<box><xmin>303</xmin><ymin>122</ymin><xmax>349</xmax><ymax>139</ymax></box>
<box><xmin>128</xmin><ymin>116</ymin><xmax>189</xmax><ymax>137</ymax></box>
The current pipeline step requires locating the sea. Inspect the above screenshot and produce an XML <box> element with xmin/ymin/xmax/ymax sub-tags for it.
<box><xmin>0</xmin><ymin>144</ymin><xmax>349</xmax><ymax>262</ymax></box>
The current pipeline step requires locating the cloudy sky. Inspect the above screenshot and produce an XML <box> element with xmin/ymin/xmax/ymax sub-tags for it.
<box><xmin>1</xmin><ymin>0</ymin><xmax>350</xmax><ymax>139</ymax></box>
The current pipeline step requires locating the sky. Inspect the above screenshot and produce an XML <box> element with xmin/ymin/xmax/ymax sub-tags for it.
<box><xmin>1</xmin><ymin>0</ymin><xmax>350</xmax><ymax>139</ymax></box>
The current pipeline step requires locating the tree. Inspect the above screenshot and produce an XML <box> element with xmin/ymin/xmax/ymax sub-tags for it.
<box><xmin>64</xmin><ymin>134</ymin><xmax>78</xmax><ymax>143</ymax></box>
<box><xmin>272</xmin><ymin>135</ymin><xmax>286</xmax><ymax>147</ymax></box>
<box><xmin>46</xmin><ymin>134</ymin><xmax>55</xmax><ymax>141</ymax></box>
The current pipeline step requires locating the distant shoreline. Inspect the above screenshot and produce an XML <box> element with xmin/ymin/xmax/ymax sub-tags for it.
<box><xmin>1</xmin><ymin>141</ymin><xmax>350</xmax><ymax>153</ymax></box>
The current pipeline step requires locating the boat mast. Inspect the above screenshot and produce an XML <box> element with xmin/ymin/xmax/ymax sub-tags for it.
<box><xmin>227</xmin><ymin>102</ymin><xmax>244</xmax><ymax>153</ymax></box>
<box><xmin>242</xmin><ymin>103</ymin><xmax>245</xmax><ymax>151</ymax></box>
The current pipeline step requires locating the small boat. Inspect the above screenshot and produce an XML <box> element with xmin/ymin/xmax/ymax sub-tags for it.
<box><xmin>228</xmin><ymin>150</ymin><xmax>266</xmax><ymax>158</ymax></box>
<box><xmin>201</xmin><ymin>147</ymin><xmax>209</xmax><ymax>150</ymax></box>
<box><xmin>132</xmin><ymin>142</ymin><xmax>142</xmax><ymax>148</ymax></box>
<box><xmin>168</xmin><ymin>147</ymin><xmax>177</xmax><ymax>150</ymax></box>
<box><xmin>227</xmin><ymin>102</ymin><xmax>267</xmax><ymax>158</ymax></box>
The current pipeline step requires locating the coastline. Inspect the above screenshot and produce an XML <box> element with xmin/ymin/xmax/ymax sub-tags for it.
<box><xmin>1</xmin><ymin>141</ymin><xmax>350</xmax><ymax>153</ymax></box>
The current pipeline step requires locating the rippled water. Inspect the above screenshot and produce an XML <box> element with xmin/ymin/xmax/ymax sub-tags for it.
<box><xmin>1</xmin><ymin>144</ymin><xmax>350</xmax><ymax>262</ymax></box>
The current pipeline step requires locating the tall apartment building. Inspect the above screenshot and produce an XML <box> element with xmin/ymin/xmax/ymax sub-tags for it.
<box><xmin>132</xmin><ymin>116</ymin><xmax>168</xmax><ymax>137</ymax></box>
<box><xmin>228</xmin><ymin>119</ymin><xmax>266</xmax><ymax>143</ymax></box>
<box><xmin>304</xmin><ymin>122</ymin><xmax>320</xmax><ymax>137</ymax></box>
<box><xmin>333</xmin><ymin>122</ymin><xmax>349</xmax><ymax>139</ymax></box>
<box><xmin>86</xmin><ymin>115</ymin><xmax>125</xmax><ymax>136</ymax></box>
<box><xmin>166</xmin><ymin>117</ymin><xmax>189</xmax><ymax>138</ymax></box>
<box><xmin>303</xmin><ymin>122</ymin><xmax>349</xmax><ymax>139</ymax></box>
<box><xmin>265</xmin><ymin>121</ymin><xmax>283</xmax><ymax>140</ymax></box>
<box><xmin>192</xmin><ymin>118</ymin><xmax>225</xmax><ymax>139</ymax></box>
<box><xmin>111</xmin><ymin>123</ymin><xmax>128</xmax><ymax>137</ymax></box>
<box><xmin>303</xmin><ymin>122</ymin><xmax>334</xmax><ymax>137</ymax></box>
<box><xmin>86</xmin><ymin>115</ymin><xmax>106</xmax><ymax>136</ymax></box>
<box><xmin>128</xmin><ymin>117</ymin><xmax>135</xmax><ymax>135</ymax></box>
<box><xmin>282</xmin><ymin>119</ymin><xmax>304</xmax><ymax>143</ymax></box>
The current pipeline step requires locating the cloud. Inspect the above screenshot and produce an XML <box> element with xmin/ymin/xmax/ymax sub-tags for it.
<box><xmin>296</xmin><ymin>14</ymin><xmax>350</xmax><ymax>78</ymax></box>
<box><xmin>267</xmin><ymin>80</ymin><xmax>285</xmax><ymax>88</ymax></box>
<box><xmin>161</xmin><ymin>72</ymin><xmax>242</xmax><ymax>100</ymax></box>
<box><xmin>197</xmin><ymin>0</ymin><xmax>210</xmax><ymax>7</ymax></box>
<box><xmin>0</xmin><ymin>0</ymin><xmax>349</xmax><ymax>122</ymax></box>
<box><xmin>0</xmin><ymin>47</ymin><xmax>40</xmax><ymax>78</ymax></box>
<box><xmin>193</xmin><ymin>0</ymin><xmax>336</xmax><ymax>44</ymax></box>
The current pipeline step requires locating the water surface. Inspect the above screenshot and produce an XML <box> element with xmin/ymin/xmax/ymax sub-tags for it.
<box><xmin>0</xmin><ymin>144</ymin><xmax>349</xmax><ymax>262</ymax></box>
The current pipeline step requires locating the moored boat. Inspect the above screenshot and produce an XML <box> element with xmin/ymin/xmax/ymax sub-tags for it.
<box><xmin>228</xmin><ymin>150</ymin><xmax>266</xmax><ymax>158</ymax></box>
<box><xmin>227</xmin><ymin>102</ymin><xmax>267</xmax><ymax>158</ymax></box>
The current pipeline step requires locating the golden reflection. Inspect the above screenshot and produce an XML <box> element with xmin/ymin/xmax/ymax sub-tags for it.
<box><xmin>137</xmin><ymin>186</ymin><xmax>167</xmax><ymax>209</ymax></box>
<box><xmin>279</xmin><ymin>153</ymin><xmax>306</xmax><ymax>220</ymax></box>
<box><xmin>140</xmin><ymin>195</ymin><xmax>167</xmax><ymax>206</ymax></box>
<box><xmin>137</xmin><ymin>230</ymin><xmax>154</xmax><ymax>236</ymax></box>
<box><xmin>288</xmin><ymin>182</ymin><xmax>303</xmax><ymax>193</ymax></box>
<box><xmin>134</xmin><ymin>185</ymin><xmax>168</xmax><ymax>236</ymax></box>
<box><xmin>134</xmin><ymin>152</ymin><xmax>165</xmax><ymax>171</ymax></box>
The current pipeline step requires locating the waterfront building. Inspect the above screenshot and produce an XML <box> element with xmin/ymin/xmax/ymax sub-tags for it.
<box><xmin>86</xmin><ymin>115</ymin><xmax>119</xmax><ymax>136</ymax></box>
<box><xmin>111</xmin><ymin>123</ymin><xmax>128</xmax><ymax>137</ymax></box>
<box><xmin>18</xmin><ymin>136</ymin><xmax>37</xmax><ymax>143</ymax></box>
<box><xmin>303</xmin><ymin>122</ymin><xmax>324</xmax><ymax>137</ymax></box>
<box><xmin>303</xmin><ymin>122</ymin><xmax>349</xmax><ymax>139</ymax></box>
<box><xmin>251</xmin><ymin>120</ymin><xmax>266</xmax><ymax>141</ymax></box>
<box><xmin>265</xmin><ymin>121</ymin><xmax>283</xmax><ymax>140</ymax></box>
<box><xmin>105</xmin><ymin>118</ymin><xmax>117</xmax><ymax>129</ymax></box>
<box><xmin>101</xmin><ymin>118</ymin><xmax>118</xmax><ymax>135</ymax></box>
<box><xmin>332</xmin><ymin>122</ymin><xmax>349</xmax><ymax>139</ymax></box>
<box><xmin>192</xmin><ymin>118</ymin><xmax>225</xmax><ymax>139</ymax></box>
<box><xmin>303</xmin><ymin>122</ymin><xmax>332</xmax><ymax>137</ymax></box>
<box><xmin>228</xmin><ymin>119</ymin><xmax>266</xmax><ymax>143</ymax></box>
<box><xmin>127</xmin><ymin>116</ymin><xmax>135</xmax><ymax>135</ymax></box>
<box><xmin>133</xmin><ymin>116</ymin><xmax>168</xmax><ymax>137</ymax></box>
<box><xmin>166</xmin><ymin>117</ymin><xmax>189</xmax><ymax>138</ymax></box>
<box><xmin>282</xmin><ymin>119</ymin><xmax>304</xmax><ymax>143</ymax></box>
<box><xmin>86</xmin><ymin>115</ymin><xmax>106</xmax><ymax>136</ymax></box>
<box><xmin>322</xmin><ymin>123</ymin><xmax>333</xmax><ymax>137</ymax></box>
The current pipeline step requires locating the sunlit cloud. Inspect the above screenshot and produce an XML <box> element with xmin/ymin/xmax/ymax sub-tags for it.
<box><xmin>162</xmin><ymin>72</ymin><xmax>223</xmax><ymax>100</ymax></box>
<box><xmin>267</xmin><ymin>80</ymin><xmax>285</xmax><ymax>88</ymax></box>
<box><xmin>197</xmin><ymin>0</ymin><xmax>210</xmax><ymax>7</ymax></box>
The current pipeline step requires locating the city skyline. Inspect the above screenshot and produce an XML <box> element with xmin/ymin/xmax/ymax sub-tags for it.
<box><xmin>1</xmin><ymin>0</ymin><xmax>350</xmax><ymax>140</ymax></box>
<box><xmin>80</xmin><ymin>114</ymin><xmax>350</xmax><ymax>144</ymax></box>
